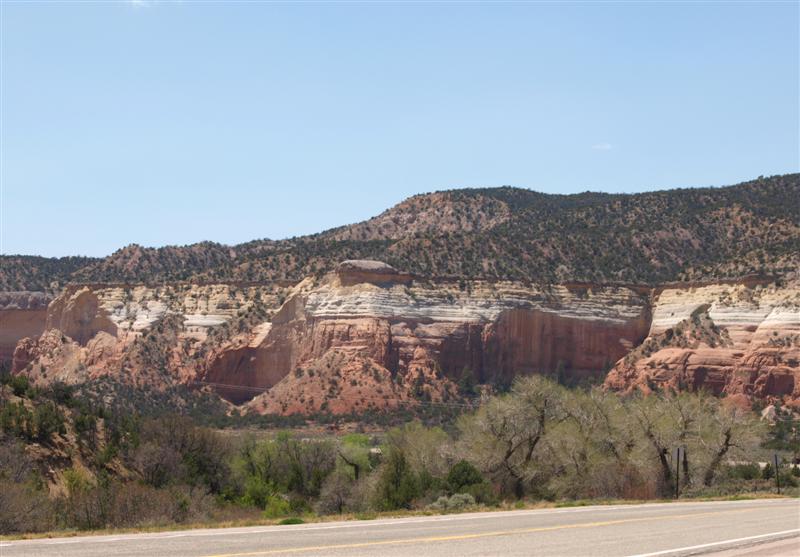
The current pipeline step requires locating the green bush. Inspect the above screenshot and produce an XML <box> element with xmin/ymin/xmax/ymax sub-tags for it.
<box><xmin>240</xmin><ymin>476</ymin><xmax>275</xmax><ymax>509</ymax></box>
<box><xmin>32</xmin><ymin>402</ymin><xmax>66</xmax><ymax>441</ymax></box>
<box><xmin>262</xmin><ymin>494</ymin><xmax>291</xmax><ymax>518</ymax></box>
<box><xmin>447</xmin><ymin>460</ymin><xmax>483</xmax><ymax>493</ymax></box>
<box><xmin>464</xmin><ymin>481</ymin><xmax>498</xmax><ymax>506</ymax></box>
<box><xmin>727</xmin><ymin>463</ymin><xmax>761</xmax><ymax>481</ymax></box>
<box><xmin>8</xmin><ymin>375</ymin><xmax>33</xmax><ymax>398</ymax></box>
<box><xmin>374</xmin><ymin>450</ymin><xmax>419</xmax><ymax>510</ymax></box>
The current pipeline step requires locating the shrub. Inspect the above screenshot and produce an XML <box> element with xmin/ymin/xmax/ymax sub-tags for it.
<box><xmin>8</xmin><ymin>375</ymin><xmax>33</xmax><ymax>398</ymax></box>
<box><xmin>447</xmin><ymin>460</ymin><xmax>483</xmax><ymax>493</ymax></box>
<box><xmin>58</xmin><ymin>481</ymin><xmax>213</xmax><ymax>530</ymax></box>
<box><xmin>427</xmin><ymin>493</ymin><xmax>476</xmax><ymax>512</ymax></box>
<box><xmin>32</xmin><ymin>402</ymin><xmax>66</xmax><ymax>442</ymax></box>
<box><xmin>464</xmin><ymin>481</ymin><xmax>498</xmax><ymax>506</ymax></box>
<box><xmin>727</xmin><ymin>463</ymin><xmax>761</xmax><ymax>481</ymax></box>
<box><xmin>778</xmin><ymin>472</ymin><xmax>799</xmax><ymax>488</ymax></box>
<box><xmin>262</xmin><ymin>494</ymin><xmax>291</xmax><ymax>518</ymax></box>
<box><xmin>135</xmin><ymin>416</ymin><xmax>232</xmax><ymax>493</ymax></box>
<box><xmin>315</xmin><ymin>470</ymin><xmax>354</xmax><ymax>515</ymax></box>
<box><xmin>374</xmin><ymin>450</ymin><xmax>419</xmax><ymax>510</ymax></box>
<box><xmin>0</xmin><ymin>480</ymin><xmax>54</xmax><ymax>534</ymax></box>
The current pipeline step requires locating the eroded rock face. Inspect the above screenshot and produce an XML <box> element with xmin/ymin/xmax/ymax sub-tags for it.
<box><xmin>9</xmin><ymin>260</ymin><xmax>799</xmax><ymax>415</ymax></box>
<box><xmin>211</xmin><ymin>266</ymin><xmax>652</xmax><ymax>413</ymax></box>
<box><xmin>482</xmin><ymin>306</ymin><xmax>649</xmax><ymax>384</ymax></box>
<box><xmin>10</xmin><ymin>283</ymin><xmax>289</xmax><ymax>392</ymax></box>
<box><xmin>336</xmin><ymin>260</ymin><xmax>413</xmax><ymax>287</ymax></box>
<box><xmin>45</xmin><ymin>287</ymin><xmax>117</xmax><ymax>346</ymax></box>
<box><xmin>604</xmin><ymin>281</ymin><xmax>800</xmax><ymax>407</ymax></box>
<box><xmin>0</xmin><ymin>292</ymin><xmax>50</xmax><ymax>364</ymax></box>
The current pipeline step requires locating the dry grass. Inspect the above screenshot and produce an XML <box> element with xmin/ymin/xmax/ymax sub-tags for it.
<box><xmin>3</xmin><ymin>491</ymin><xmax>796</xmax><ymax>542</ymax></box>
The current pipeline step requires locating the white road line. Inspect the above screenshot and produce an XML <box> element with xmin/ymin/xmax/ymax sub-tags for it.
<box><xmin>626</xmin><ymin>529</ymin><xmax>800</xmax><ymax>557</ymax></box>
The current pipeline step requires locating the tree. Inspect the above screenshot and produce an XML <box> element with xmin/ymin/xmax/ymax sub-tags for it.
<box><xmin>337</xmin><ymin>434</ymin><xmax>371</xmax><ymax>481</ymax></box>
<box><xmin>458</xmin><ymin>367</ymin><xmax>477</xmax><ymax>396</ymax></box>
<box><xmin>627</xmin><ymin>393</ymin><xmax>763</xmax><ymax>495</ymax></box>
<box><xmin>549</xmin><ymin>388</ymin><xmax>642</xmax><ymax>498</ymax></box>
<box><xmin>315</xmin><ymin>470</ymin><xmax>354</xmax><ymax>515</ymax></box>
<box><xmin>697</xmin><ymin>400</ymin><xmax>763</xmax><ymax>486</ymax></box>
<box><xmin>233</xmin><ymin>432</ymin><xmax>335</xmax><ymax>504</ymax></box>
<box><xmin>457</xmin><ymin>376</ymin><xmax>566</xmax><ymax>497</ymax></box>
<box><xmin>135</xmin><ymin>416</ymin><xmax>231</xmax><ymax>493</ymax></box>
<box><xmin>374</xmin><ymin>449</ymin><xmax>419</xmax><ymax>510</ymax></box>
<box><xmin>447</xmin><ymin>460</ymin><xmax>483</xmax><ymax>493</ymax></box>
<box><xmin>386</xmin><ymin>421</ymin><xmax>451</xmax><ymax>479</ymax></box>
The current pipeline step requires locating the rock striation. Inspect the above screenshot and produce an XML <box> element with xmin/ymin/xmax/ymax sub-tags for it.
<box><xmin>604</xmin><ymin>280</ymin><xmax>800</xmax><ymax>407</ymax></box>
<box><xmin>6</xmin><ymin>261</ymin><xmax>799</xmax><ymax>415</ymax></box>
<box><xmin>10</xmin><ymin>283</ymin><xmax>290</xmax><ymax>391</ymax></box>
<box><xmin>209</xmin><ymin>264</ymin><xmax>652</xmax><ymax>412</ymax></box>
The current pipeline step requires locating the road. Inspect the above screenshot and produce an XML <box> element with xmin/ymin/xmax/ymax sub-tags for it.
<box><xmin>1</xmin><ymin>499</ymin><xmax>798</xmax><ymax>557</ymax></box>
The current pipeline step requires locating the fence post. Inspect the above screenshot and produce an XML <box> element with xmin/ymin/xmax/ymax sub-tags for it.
<box><xmin>774</xmin><ymin>453</ymin><xmax>780</xmax><ymax>494</ymax></box>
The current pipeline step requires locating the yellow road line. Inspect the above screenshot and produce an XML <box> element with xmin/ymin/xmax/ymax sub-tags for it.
<box><xmin>205</xmin><ymin>508</ymin><xmax>755</xmax><ymax>557</ymax></box>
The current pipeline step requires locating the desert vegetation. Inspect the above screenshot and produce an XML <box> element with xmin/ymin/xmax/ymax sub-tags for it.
<box><xmin>2</xmin><ymin>373</ymin><xmax>797</xmax><ymax>536</ymax></box>
<box><xmin>2</xmin><ymin>174</ymin><xmax>798</xmax><ymax>291</ymax></box>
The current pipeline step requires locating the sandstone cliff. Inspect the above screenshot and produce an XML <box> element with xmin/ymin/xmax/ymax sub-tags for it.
<box><xmin>7</xmin><ymin>261</ymin><xmax>799</xmax><ymax>416</ymax></box>
<box><xmin>604</xmin><ymin>280</ymin><xmax>800</xmax><ymax>408</ymax></box>
<box><xmin>0</xmin><ymin>291</ymin><xmax>50</xmax><ymax>365</ymax></box>
<box><xmin>10</xmin><ymin>283</ymin><xmax>290</xmax><ymax>393</ymax></box>
<box><xmin>209</xmin><ymin>260</ymin><xmax>651</xmax><ymax>413</ymax></box>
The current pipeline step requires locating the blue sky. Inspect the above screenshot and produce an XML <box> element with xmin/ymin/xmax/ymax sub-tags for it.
<box><xmin>2</xmin><ymin>1</ymin><xmax>798</xmax><ymax>257</ymax></box>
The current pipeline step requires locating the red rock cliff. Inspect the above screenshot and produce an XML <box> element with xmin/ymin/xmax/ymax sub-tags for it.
<box><xmin>604</xmin><ymin>281</ymin><xmax>800</xmax><ymax>408</ymax></box>
<box><xmin>0</xmin><ymin>292</ymin><xmax>50</xmax><ymax>365</ymax></box>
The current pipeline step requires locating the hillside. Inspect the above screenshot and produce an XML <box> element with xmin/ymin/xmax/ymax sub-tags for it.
<box><xmin>2</xmin><ymin>174</ymin><xmax>798</xmax><ymax>291</ymax></box>
<box><xmin>0</xmin><ymin>256</ymin><xmax>98</xmax><ymax>292</ymax></box>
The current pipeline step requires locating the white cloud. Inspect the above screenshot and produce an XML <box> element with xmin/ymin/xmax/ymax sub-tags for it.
<box><xmin>129</xmin><ymin>0</ymin><xmax>154</xmax><ymax>7</ymax></box>
<box><xmin>591</xmin><ymin>143</ymin><xmax>613</xmax><ymax>151</ymax></box>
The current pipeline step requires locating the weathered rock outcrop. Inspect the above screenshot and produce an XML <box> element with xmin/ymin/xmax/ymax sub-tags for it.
<box><xmin>10</xmin><ymin>283</ymin><xmax>289</xmax><ymax>391</ymax></box>
<box><xmin>207</xmin><ymin>265</ymin><xmax>652</xmax><ymax>412</ymax></box>
<box><xmin>9</xmin><ymin>261</ymin><xmax>799</xmax><ymax>416</ymax></box>
<box><xmin>45</xmin><ymin>287</ymin><xmax>117</xmax><ymax>345</ymax></box>
<box><xmin>604</xmin><ymin>280</ymin><xmax>800</xmax><ymax>407</ymax></box>
<box><xmin>336</xmin><ymin>260</ymin><xmax>413</xmax><ymax>287</ymax></box>
<box><xmin>0</xmin><ymin>291</ymin><xmax>50</xmax><ymax>365</ymax></box>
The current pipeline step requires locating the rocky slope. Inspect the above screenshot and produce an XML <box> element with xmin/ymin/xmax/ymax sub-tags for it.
<box><xmin>604</xmin><ymin>279</ymin><xmax>800</xmax><ymax>407</ymax></box>
<box><xmin>2</xmin><ymin>174</ymin><xmax>798</xmax><ymax>288</ymax></box>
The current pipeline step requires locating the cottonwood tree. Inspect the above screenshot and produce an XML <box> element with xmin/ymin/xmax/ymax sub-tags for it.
<box><xmin>337</xmin><ymin>435</ymin><xmax>372</xmax><ymax>481</ymax></box>
<box><xmin>627</xmin><ymin>392</ymin><xmax>763</xmax><ymax>496</ymax></box>
<box><xmin>695</xmin><ymin>398</ymin><xmax>764</xmax><ymax>486</ymax></box>
<box><xmin>315</xmin><ymin>470</ymin><xmax>354</xmax><ymax>514</ymax></box>
<box><xmin>549</xmin><ymin>388</ymin><xmax>641</xmax><ymax>498</ymax></box>
<box><xmin>386</xmin><ymin>421</ymin><xmax>452</xmax><ymax>479</ymax></box>
<box><xmin>457</xmin><ymin>376</ymin><xmax>566</xmax><ymax>497</ymax></box>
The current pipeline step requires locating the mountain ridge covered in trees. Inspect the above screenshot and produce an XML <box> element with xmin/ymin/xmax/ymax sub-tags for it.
<box><xmin>2</xmin><ymin>173</ymin><xmax>798</xmax><ymax>291</ymax></box>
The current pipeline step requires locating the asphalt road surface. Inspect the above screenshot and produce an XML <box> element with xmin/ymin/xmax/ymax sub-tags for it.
<box><xmin>2</xmin><ymin>499</ymin><xmax>798</xmax><ymax>557</ymax></box>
